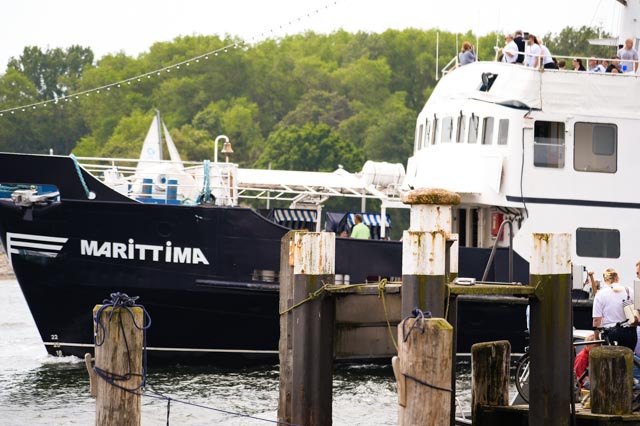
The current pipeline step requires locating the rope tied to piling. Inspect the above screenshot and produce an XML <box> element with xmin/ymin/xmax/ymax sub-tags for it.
<box><xmin>402</xmin><ymin>308</ymin><xmax>432</xmax><ymax>342</ymax></box>
<box><xmin>93</xmin><ymin>292</ymin><xmax>152</xmax><ymax>393</ymax></box>
<box><xmin>91</xmin><ymin>292</ymin><xmax>300</xmax><ymax>426</ymax></box>
<box><xmin>402</xmin><ymin>372</ymin><xmax>453</xmax><ymax>394</ymax></box>
<box><xmin>376</xmin><ymin>279</ymin><xmax>399</xmax><ymax>351</ymax></box>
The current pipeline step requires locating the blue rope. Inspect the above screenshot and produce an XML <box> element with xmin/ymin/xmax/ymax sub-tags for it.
<box><xmin>93</xmin><ymin>292</ymin><xmax>151</xmax><ymax>392</ymax></box>
<box><xmin>69</xmin><ymin>154</ymin><xmax>91</xmax><ymax>198</ymax></box>
<box><xmin>402</xmin><ymin>308</ymin><xmax>432</xmax><ymax>342</ymax></box>
<box><xmin>0</xmin><ymin>184</ymin><xmax>32</xmax><ymax>193</ymax></box>
<box><xmin>92</xmin><ymin>292</ymin><xmax>295</xmax><ymax>425</ymax></box>
<box><xmin>196</xmin><ymin>159</ymin><xmax>214</xmax><ymax>204</ymax></box>
<box><xmin>143</xmin><ymin>389</ymin><xmax>300</xmax><ymax>426</ymax></box>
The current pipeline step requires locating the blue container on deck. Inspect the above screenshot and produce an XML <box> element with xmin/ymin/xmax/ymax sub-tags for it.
<box><xmin>167</xmin><ymin>179</ymin><xmax>178</xmax><ymax>200</ymax></box>
<box><xmin>142</xmin><ymin>178</ymin><xmax>153</xmax><ymax>196</ymax></box>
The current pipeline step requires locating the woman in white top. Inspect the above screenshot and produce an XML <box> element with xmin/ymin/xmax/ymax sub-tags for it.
<box><xmin>526</xmin><ymin>35</ymin><xmax>542</xmax><ymax>68</ymax></box>
<box><xmin>592</xmin><ymin>267</ymin><xmax>637</xmax><ymax>350</ymax></box>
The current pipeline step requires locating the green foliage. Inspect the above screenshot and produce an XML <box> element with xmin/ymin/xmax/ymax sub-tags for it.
<box><xmin>8</xmin><ymin>45</ymin><xmax>93</xmax><ymax>100</ymax></box>
<box><xmin>255</xmin><ymin>123</ymin><xmax>364</xmax><ymax>172</ymax></box>
<box><xmin>0</xmin><ymin>24</ymin><xmax>610</xmax><ymax>169</ymax></box>
<box><xmin>543</xmin><ymin>26</ymin><xmax>615</xmax><ymax>59</ymax></box>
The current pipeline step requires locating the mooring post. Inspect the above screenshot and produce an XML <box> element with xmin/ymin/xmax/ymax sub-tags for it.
<box><xmin>278</xmin><ymin>232</ymin><xmax>335</xmax><ymax>426</ymax></box>
<box><xmin>590</xmin><ymin>346</ymin><xmax>633</xmax><ymax>414</ymax></box>
<box><xmin>93</xmin><ymin>304</ymin><xmax>143</xmax><ymax>426</ymax></box>
<box><xmin>277</xmin><ymin>231</ymin><xmax>298</xmax><ymax>424</ymax></box>
<box><xmin>401</xmin><ymin>188</ymin><xmax>460</xmax><ymax>318</ymax></box>
<box><xmin>470</xmin><ymin>341</ymin><xmax>510</xmax><ymax>425</ymax></box>
<box><xmin>392</xmin><ymin>316</ymin><xmax>453</xmax><ymax>425</ymax></box>
<box><xmin>528</xmin><ymin>233</ymin><xmax>572</xmax><ymax>426</ymax></box>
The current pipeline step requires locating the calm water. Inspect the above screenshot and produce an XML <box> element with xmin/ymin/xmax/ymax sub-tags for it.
<box><xmin>0</xmin><ymin>279</ymin><xmax>491</xmax><ymax>425</ymax></box>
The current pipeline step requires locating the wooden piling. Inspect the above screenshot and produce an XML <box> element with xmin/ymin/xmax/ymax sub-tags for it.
<box><xmin>277</xmin><ymin>231</ymin><xmax>298</xmax><ymax>424</ymax></box>
<box><xmin>471</xmin><ymin>341</ymin><xmax>510</xmax><ymax>426</ymax></box>
<box><xmin>401</xmin><ymin>188</ymin><xmax>460</xmax><ymax>318</ymax></box>
<box><xmin>93</xmin><ymin>305</ymin><xmax>143</xmax><ymax>426</ymax></box>
<box><xmin>528</xmin><ymin>233</ymin><xmax>572</xmax><ymax>426</ymax></box>
<box><xmin>590</xmin><ymin>346</ymin><xmax>633</xmax><ymax>415</ymax></box>
<box><xmin>392</xmin><ymin>316</ymin><xmax>453</xmax><ymax>425</ymax></box>
<box><xmin>278</xmin><ymin>232</ymin><xmax>335</xmax><ymax>426</ymax></box>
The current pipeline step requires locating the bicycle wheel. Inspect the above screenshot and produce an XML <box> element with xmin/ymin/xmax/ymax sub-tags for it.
<box><xmin>515</xmin><ymin>353</ymin><xmax>530</xmax><ymax>404</ymax></box>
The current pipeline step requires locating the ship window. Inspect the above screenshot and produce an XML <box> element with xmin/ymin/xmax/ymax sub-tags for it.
<box><xmin>468</xmin><ymin>115</ymin><xmax>479</xmax><ymax>143</ymax></box>
<box><xmin>574</xmin><ymin>122</ymin><xmax>617</xmax><ymax>173</ymax></box>
<box><xmin>576</xmin><ymin>228</ymin><xmax>620</xmax><ymax>259</ymax></box>
<box><xmin>432</xmin><ymin>117</ymin><xmax>439</xmax><ymax>145</ymax></box>
<box><xmin>498</xmin><ymin>119</ymin><xmax>509</xmax><ymax>145</ymax></box>
<box><xmin>457</xmin><ymin>115</ymin><xmax>466</xmax><ymax>143</ymax></box>
<box><xmin>423</xmin><ymin>120</ymin><xmax>431</xmax><ymax>149</ymax></box>
<box><xmin>415</xmin><ymin>124</ymin><xmax>424</xmax><ymax>151</ymax></box>
<box><xmin>442</xmin><ymin>117</ymin><xmax>453</xmax><ymax>143</ymax></box>
<box><xmin>533</xmin><ymin>121</ymin><xmax>565</xmax><ymax>168</ymax></box>
<box><xmin>482</xmin><ymin>117</ymin><xmax>494</xmax><ymax>144</ymax></box>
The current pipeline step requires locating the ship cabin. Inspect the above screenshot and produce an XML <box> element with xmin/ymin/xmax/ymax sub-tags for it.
<box><xmin>404</xmin><ymin>60</ymin><xmax>640</xmax><ymax>283</ymax></box>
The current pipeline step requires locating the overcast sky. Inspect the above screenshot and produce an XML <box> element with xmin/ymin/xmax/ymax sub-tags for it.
<box><xmin>1</xmin><ymin>0</ymin><xmax>623</xmax><ymax>70</ymax></box>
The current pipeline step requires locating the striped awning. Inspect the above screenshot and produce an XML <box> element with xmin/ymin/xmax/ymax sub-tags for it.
<box><xmin>273</xmin><ymin>208</ymin><xmax>317</xmax><ymax>224</ymax></box>
<box><xmin>347</xmin><ymin>213</ymin><xmax>391</xmax><ymax>228</ymax></box>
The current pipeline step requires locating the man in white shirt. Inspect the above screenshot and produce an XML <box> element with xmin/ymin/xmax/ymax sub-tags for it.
<box><xmin>500</xmin><ymin>34</ymin><xmax>519</xmax><ymax>64</ymax></box>
<box><xmin>617</xmin><ymin>38</ymin><xmax>638</xmax><ymax>72</ymax></box>
<box><xmin>588</xmin><ymin>56</ymin><xmax>606</xmax><ymax>72</ymax></box>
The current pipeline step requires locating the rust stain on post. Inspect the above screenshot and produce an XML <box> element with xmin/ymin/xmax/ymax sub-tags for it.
<box><xmin>402</xmin><ymin>188</ymin><xmax>460</xmax><ymax>206</ymax></box>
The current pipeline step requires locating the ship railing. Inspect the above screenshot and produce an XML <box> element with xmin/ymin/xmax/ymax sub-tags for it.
<box><xmin>75</xmin><ymin>156</ymin><xmax>239</xmax><ymax>206</ymax></box>
<box><xmin>441</xmin><ymin>50</ymin><xmax>640</xmax><ymax>74</ymax></box>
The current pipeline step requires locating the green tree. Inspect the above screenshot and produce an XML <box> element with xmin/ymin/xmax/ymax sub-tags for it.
<box><xmin>255</xmin><ymin>123</ymin><xmax>363</xmax><ymax>172</ymax></box>
<box><xmin>99</xmin><ymin>110</ymin><xmax>154</xmax><ymax>158</ymax></box>
<box><xmin>362</xmin><ymin>92</ymin><xmax>416</xmax><ymax>164</ymax></box>
<box><xmin>280</xmin><ymin>90</ymin><xmax>352</xmax><ymax>129</ymax></box>
<box><xmin>8</xmin><ymin>45</ymin><xmax>94</xmax><ymax>100</ymax></box>
<box><xmin>543</xmin><ymin>26</ymin><xmax>614</xmax><ymax>60</ymax></box>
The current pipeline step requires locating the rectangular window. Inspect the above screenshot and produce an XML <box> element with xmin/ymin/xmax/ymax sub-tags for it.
<box><xmin>497</xmin><ymin>119</ymin><xmax>509</xmax><ymax>145</ymax></box>
<box><xmin>533</xmin><ymin>121</ymin><xmax>565</xmax><ymax>168</ymax></box>
<box><xmin>432</xmin><ymin>117</ymin><xmax>439</xmax><ymax>145</ymax></box>
<box><xmin>415</xmin><ymin>124</ymin><xmax>423</xmax><ymax>151</ymax></box>
<box><xmin>423</xmin><ymin>120</ymin><xmax>431</xmax><ymax>149</ymax></box>
<box><xmin>482</xmin><ymin>117</ymin><xmax>494</xmax><ymax>144</ymax></box>
<box><xmin>457</xmin><ymin>115</ymin><xmax>466</xmax><ymax>143</ymax></box>
<box><xmin>576</xmin><ymin>228</ymin><xmax>620</xmax><ymax>258</ymax></box>
<box><xmin>442</xmin><ymin>117</ymin><xmax>453</xmax><ymax>143</ymax></box>
<box><xmin>468</xmin><ymin>115</ymin><xmax>479</xmax><ymax>144</ymax></box>
<box><xmin>574</xmin><ymin>122</ymin><xmax>617</xmax><ymax>173</ymax></box>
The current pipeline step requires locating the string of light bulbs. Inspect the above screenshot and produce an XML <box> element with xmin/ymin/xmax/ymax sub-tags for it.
<box><xmin>0</xmin><ymin>1</ymin><xmax>340</xmax><ymax>117</ymax></box>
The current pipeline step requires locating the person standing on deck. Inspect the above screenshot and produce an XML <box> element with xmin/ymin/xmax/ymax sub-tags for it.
<box><xmin>499</xmin><ymin>34</ymin><xmax>519</xmax><ymax>64</ymax></box>
<box><xmin>350</xmin><ymin>214</ymin><xmax>370</xmax><ymax>240</ymax></box>
<box><xmin>513</xmin><ymin>30</ymin><xmax>526</xmax><ymax>64</ymax></box>
<box><xmin>459</xmin><ymin>41</ymin><xmax>476</xmax><ymax>66</ymax></box>
<box><xmin>618</xmin><ymin>38</ymin><xmax>638</xmax><ymax>72</ymax></box>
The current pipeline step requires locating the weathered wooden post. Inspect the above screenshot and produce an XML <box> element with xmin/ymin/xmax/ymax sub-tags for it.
<box><xmin>471</xmin><ymin>341</ymin><xmax>510</xmax><ymax>425</ymax></box>
<box><xmin>278</xmin><ymin>231</ymin><xmax>335</xmax><ymax>426</ymax></box>
<box><xmin>278</xmin><ymin>231</ymin><xmax>297</xmax><ymax>424</ymax></box>
<box><xmin>590</xmin><ymin>346</ymin><xmax>633</xmax><ymax>414</ymax></box>
<box><xmin>392</xmin><ymin>316</ymin><xmax>453</xmax><ymax>425</ymax></box>
<box><xmin>528</xmin><ymin>233</ymin><xmax>572</xmax><ymax>426</ymax></box>
<box><xmin>401</xmin><ymin>188</ymin><xmax>460</xmax><ymax>318</ymax></box>
<box><xmin>93</xmin><ymin>304</ymin><xmax>143</xmax><ymax>426</ymax></box>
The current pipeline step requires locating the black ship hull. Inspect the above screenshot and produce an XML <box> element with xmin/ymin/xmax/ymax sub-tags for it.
<box><xmin>0</xmin><ymin>153</ymin><xmax>590</xmax><ymax>363</ymax></box>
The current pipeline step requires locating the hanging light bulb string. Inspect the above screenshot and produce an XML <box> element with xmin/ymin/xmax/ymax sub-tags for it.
<box><xmin>0</xmin><ymin>0</ymin><xmax>341</xmax><ymax>117</ymax></box>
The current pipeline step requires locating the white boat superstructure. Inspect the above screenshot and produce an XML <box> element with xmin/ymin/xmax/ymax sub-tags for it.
<box><xmin>404</xmin><ymin>21</ymin><xmax>640</xmax><ymax>283</ymax></box>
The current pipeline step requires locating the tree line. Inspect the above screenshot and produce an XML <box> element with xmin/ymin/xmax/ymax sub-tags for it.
<box><xmin>0</xmin><ymin>25</ymin><xmax>612</xmax><ymax>174</ymax></box>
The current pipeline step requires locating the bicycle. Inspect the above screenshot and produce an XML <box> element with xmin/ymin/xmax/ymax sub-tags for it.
<box><xmin>514</xmin><ymin>328</ymin><xmax>607</xmax><ymax>404</ymax></box>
